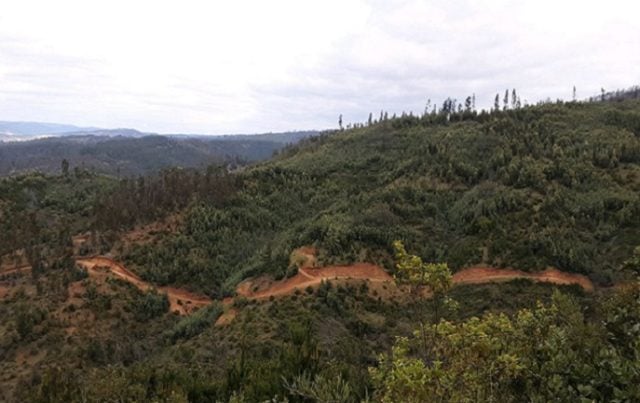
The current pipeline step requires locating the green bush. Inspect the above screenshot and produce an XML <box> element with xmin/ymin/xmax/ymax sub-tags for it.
<box><xmin>165</xmin><ymin>303</ymin><xmax>222</xmax><ymax>343</ymax></box>
<box><xmin>134</xmin><ymin>290</ymin><xmax>170</xmax><ymax>321</ymax></box>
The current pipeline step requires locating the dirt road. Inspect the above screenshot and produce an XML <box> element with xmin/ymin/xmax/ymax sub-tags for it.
<box><xmin>75</xmin><ymin>257</ymin><xmax>211</xmax><ymax>315</ymax></box>
<box><xmin>1</xmin><ymin>251</ymin><xmax>595</xmax><ymax>319</ymax></box>
<box><xmin>233</xmin><ymin>260</ymin><xmax>594</xmax><ymax>301</ymax></box>
<box><xmin>453</xmin><ymin>266</ymin><xmax>594</xmax><ymax>291</ymax></box>
<box><xmin>236</xmin><ymin>263</ymin><xmax>393</xmax><ymax>300</ymax></box>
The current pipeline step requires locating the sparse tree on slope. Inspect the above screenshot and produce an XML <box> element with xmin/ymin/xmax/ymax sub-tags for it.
<box><xmin>504</xmin><ymin>89</ymin><xmax>509</xmax><ymax>111</ymax></box>
<box><xmin>393</xmin><ymin>240</ymin><xmax>453</xmax><ymax>357</ymax></box>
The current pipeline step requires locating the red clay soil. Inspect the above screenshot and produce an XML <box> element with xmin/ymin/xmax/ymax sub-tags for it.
<box><xmin>0</xmin><ymin>284</ymin><xmax>8</xmax><ymax>299</ymax></box>
<box><xmin>0</xmin><ymin>264</ymin><xmax>32</xmax><ymax>277</ymax></box>
<box><xmin>453</xmin><ymin>266</ymin><xmax>594</xmax><ymax>291</ymax></box>
<box><xmin>215</xmin><ymin>308</ymin><xmax>237</xmax><ymax>326</ymax></box>
<box><xmin>236</xmin><ymin>263</ymin><xmax>393</xmax><ymax>300</ymax></box>
<box><xmin>0</xmin><ymin>246</ymin><xmax>595</xmax><ymax>321</ymax></box>
<box><xmin>76</xmin><ymin>257</ymin><xmax>211</xmax><ymax>315</ymax></box>
<box><xmin>232</xmin><ymin>262</ymin><xmax>594</xmax><ymax>303</ymax></box>
<box><xmin>290</xmin><ymin>246</ymin><xmax>318</xmax><ymax>269</ymax></box>
<box><xmin>72</xmin><ymin>234</ymin><xmax>90</xmax><ymax>250</ymax></box>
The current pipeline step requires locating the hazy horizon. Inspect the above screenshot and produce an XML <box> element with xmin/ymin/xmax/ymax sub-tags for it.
<box><xmin>1</xmin><ymin>0</ymin><xmax>639</xmax><ymax>134</ymax></box>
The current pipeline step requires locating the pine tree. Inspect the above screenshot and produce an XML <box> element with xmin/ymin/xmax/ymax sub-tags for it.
<box><xmin>504</xmin><ymin>89</ymin><xmax>509</xmax><ymax>110</ymax></box>
<box><xmin>424</xmin><ymin>99</ymin><xmax>432</xmax><ymax>117</ymax></box>
<box><xmin>464</xmin><ymin>96</ymin><xmax>472</xmax><ymax>112</ymax></box>
<box><xmin>494</xmin><ymin>93</ymin><xmax>500</xmax><ymax>112</ymax></box>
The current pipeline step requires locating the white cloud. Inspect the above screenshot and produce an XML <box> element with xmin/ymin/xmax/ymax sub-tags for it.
<box><xmin>0</xmin><ymin>0</ymin><xmax>638</xmax><ymax>133</ymax></box>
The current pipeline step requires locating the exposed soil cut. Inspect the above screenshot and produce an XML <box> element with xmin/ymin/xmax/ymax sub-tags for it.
<box><xmin>290</xmin><ymin>246</ymin><xmax>318</xmax><ymax>269</ymax></box>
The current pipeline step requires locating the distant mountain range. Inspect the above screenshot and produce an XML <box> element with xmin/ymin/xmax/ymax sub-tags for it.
<box><xmin>0</xmin><ymin>121</ymin><xmax>102</xmax><ymax>141</ymax></box>
<box><xmin>0</xmin><ymin>120</ymin><xmax>317</xmax><ymax>177</ymax></box>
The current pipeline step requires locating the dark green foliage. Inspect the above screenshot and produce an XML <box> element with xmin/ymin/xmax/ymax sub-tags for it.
<box><xmin>164</xmin><ymin>303</ymin><xmax>223</xmax><ymax>343</ymax></box>
<box><xmin>133</xmin><ymin>290</ymin><xmax>169</xmax><ymax>322</ymax></box>
<box><xmin>0</xmin><ymin>131</ymin><xmax>316</xmax><ymax>177</ymax></box>
<box><xmin>93</xmin><ymin>165</ymin><xmax>238</xmax><ymax>232</ymax></box>
<box><xmin>0</xmin><ymin>171</ymin><xmax>116</xmax><ymax>263</ymax></box>
<box><xmin>14</xmin><ymin>304</ymin><xmax>47</xmax><ymax>340</ymax></box>
<box><xmin>128</xmin><ymin>100</ymin><xmax>640</xmax><ymax>297</ymax></box>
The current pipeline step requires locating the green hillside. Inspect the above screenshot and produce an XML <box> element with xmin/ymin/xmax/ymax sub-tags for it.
<box><xmin>1</xmin><ymin>98</ymin><xmax>639</xmax><ymax>402</ymax></box>
<box><xmin>0</xmin><ymin>131</ymin><xmax>316</xmax><ymax>177</ymax></box>
<box><xmin>122</xmin><ymin>100</ymin><xmax>640</xmax><ymax>297</ymax></box>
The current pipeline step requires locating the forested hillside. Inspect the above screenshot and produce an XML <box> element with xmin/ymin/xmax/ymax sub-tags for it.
<box><xmin>1</xmin><ymin>97</ymin><xmax>639</xmax><ymax>402</ymax></box>
<box><xmin>0</xmin><ymin>131</ymin><xmax>316</xmax><ymax>177</ymax></box>
<box><xmin>117</xmin><ymin>99</ymin><xmax>640</xmax><ymax>298</ymax></box>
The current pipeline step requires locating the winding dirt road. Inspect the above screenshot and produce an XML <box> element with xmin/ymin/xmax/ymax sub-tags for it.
<box><xmin>232</xmin><ymin>263</ymin><xmax>595</xmax><ymax>300</ymax></box>
<box><xmin>75</xmin><ymin>257</ymin><xmax>211</xmax><ymax>315</ymax></box>
<box><xmin>236</xmin><ymin>263</ymin><xmax>393</xmax><ymax>300</ymax></box>
<box><xmin>1</xmin><ymin>251</ymin><xmax>595</xmax><ymax>320</ymax></box>
<box><xmin>453</xmin><ymin>266</ymin><xmax>594</xmax><ymax>291</ymax></box>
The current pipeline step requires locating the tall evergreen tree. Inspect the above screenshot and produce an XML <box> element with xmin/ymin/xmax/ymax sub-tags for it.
<box><xmin>424</xmin><ymin>99</ymin><xmax>432</xmax><ymax>117</ymax></box>
<box><xmin>464</xmin><ymin>96</ymin><xmax>472</xmax><ymax>112</ymax></box>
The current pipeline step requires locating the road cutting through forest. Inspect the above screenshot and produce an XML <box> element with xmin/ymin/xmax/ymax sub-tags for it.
<box><xmin>74</xmin><ymin>257</ymin><xmax>211</xmax><ymax>315</ymax></box>
<box><xmin>234</xmin><ymin>263</ymin><xmax>394</xmax><ymax>300</ymax></box>
<box><xmin>1</xmin><ymin>252</ymin><xmax>595</xmax><ymax>319</ymax></box>
<box><xmin>229</xmin><ymin>262</ymin><xmax>594</xmax><ymax>300</ymax></box>
<box><xmin>212</xmin><ymin>249</ymin><xmax>595</xmax><ymax>325</ymax></box>
<box><xmin>0</xmin><ymin>257</ymin><xmax>211</xmax><ymax>315</ymax></box>
<box><xmin>452</xmin><ymin>266</ymin><xmax>594</xmax><ymax>291</ymax></box>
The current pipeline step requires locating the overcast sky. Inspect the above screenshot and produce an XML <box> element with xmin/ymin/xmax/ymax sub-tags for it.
<box><xmin>0</xmin><ymin>0</ymin><xmax>639</xmax><ymax>134</ymax></box>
